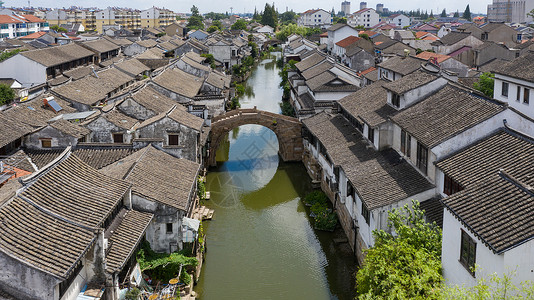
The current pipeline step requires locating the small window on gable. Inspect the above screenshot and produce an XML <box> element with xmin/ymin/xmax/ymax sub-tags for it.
<box><xmin>502</xmin><ymin>82</ymin><xmax>509</xmax><ymax>97</ymax></box>
<box><xmin>347</xmin><ymin>181</ymin><xmax>354</xmax><ymax>197</ymax></box>
<box><xmin>443</xmin><ymin>174</ymin><xmax>464</xmax><ymax>196</ymax></box>
<box><xmin>416</xmin><ymin>142</ymin><xmax>428</xmax><ymax>175</ymax></box>
<box><xmin>166</xmin><ymin>223</ymin><xmax>173</xmax><ymax>233</ymax></box>
<box><xmin>517</xmin><ymin>86</ymin><xmax>521</xmax><ymax>102</ymax></box>
<box><xmin>368</xmin><ymin>127</ymin><xmax>375</xmax><ymax>144</ymax></box>
<box><xmin>168</xmin><ymin>133</ymin><xmax>179</xmax><ymax>146</ymax></box>
<box><xmin>113</xmin><ymin>133</ymin><xmax>124</xmax><ymax>143</ymax></box>
<box><xmin>41</xmin><ymin>138</ymin><xmax>52</xmax><ymax>148</ymax></box>
<box><xmin>524</xmin><ymin>88</ymin><xmax>530</xmax><ymax>104</ymax></box>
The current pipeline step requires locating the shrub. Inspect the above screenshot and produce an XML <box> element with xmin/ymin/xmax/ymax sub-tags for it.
<box><xmin>315</xmin><ymin>211</ymin><xmax>337</xmax><ymax>231</ymax></box>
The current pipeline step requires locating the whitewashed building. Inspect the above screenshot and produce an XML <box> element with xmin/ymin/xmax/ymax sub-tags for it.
<box><xmin>347</xmin><ymin>8</ymin><xmax>380</xmax><ymax>28</ymax></box>
<box><xmin>297</xmin><ymin>9</ymin><xmax>333</xmax><ymax>28</ymax></box>
<box><xmin>326</xmin><ymin>23</ymin><xmax>359</xmax><ymax>53</ymax></box>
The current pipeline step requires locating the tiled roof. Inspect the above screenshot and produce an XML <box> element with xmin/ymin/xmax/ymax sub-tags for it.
<box><xmin>295</xmin><ymin>52</ymin><xmax>327</xmax><ymax>72</ymax></box>
<box><xmin>20</xmin><ymin>43</ymin><xmax>95</xmax><ymax>67</ymax></box>
<box><xmin>152</xmin><ymin>68</ymin><xmax>203</xmax><ymax>99</ymax></box>
<box><xmin>0</xmin><ymin>197</ymin><xmax>96</xmax><ymax>279</ymax></box>
<box><xmin>205</xmin><ymin>71</ymin><xmax>230</xmax><ymax>90</ymax></box>
<box><xmin>103</xmin><ymin>109</ymin><xmax>139</xmax><ymax>130</ymax></box>
<box><xmin>420</xmin><ymin>196</ymin><xmax>444</xmax><ymax>228</ymax></box>
<box><xmin>432</xmin><ymin>31</ymin><xmax>471</xmax><ymax>46</ymax></box>
<box><xmin>136</xmin><ymin>39</ymin><xmax>158</xmax><ymax>48</ymax></box>
<box><xmin>129</xmin><ymin>85</ymin><xmax>176</xmax><ymax>115</ymax></box>
<box><xmin>158</xmin><ymin>41</ymin><xmax>178</xmax><ymax>51</ymax></box>
<box><xmin>443</xmin><ymin>170</ymin><xmax>534</xmax><ymax>253</ymax></box>
<box><xmin>493</xmin><ymin>52</ymin><xmax>534</xmax><ymax>82</ymax></box>
<box><xmin>306</xmin><ymin>71</ymin><xmax>359</xmax><ymax>92</ymax></box>
<box><xmin>49</xmin><ymin>119</ymin><xmax>91</xmax><ymax>138</ymax></box>
<box><xmin>25</xmin><ymin>147</ymin><xmax>139</xmax><ymax>170</ymax></box>
<box><xmin>416</xmin><ymin>51</ymin><xmax>451</xmax><ymax>63</ymax></box>
<box><xmin>180</xmin><ymin>55</ymin><xmax>211</xmax><ymax>72</ymax></box>
<box><xmin>20</xmin><ymin>14</ymin><xmax>45</xmax><ymax>23</ymax></box>
<box><xmin>19</xmin><ymin>31</ymin><xmax>47</xmax><ymax>40</ymax></box>
<box><xmin>63</xmin><ymin>65</ymin><xmax>100</xmax><ymax>80</ymax></box>
<box><xmin>19</xmin><ymin>153</ymin><xmax>131</xmax><ymax>228</ymax></box>
<box><xmin>82</xmin><ymin>39</ymin><xmax>120</xmax><ymax>53</ymax></box>
<box><xmin>137</xmin><ymin>105</ymin><xmax>204</xmax><ymax>132</ymax></box>
<box><xmin>0</xmin><ymin>15</ymin><xmax>22</xmax><ymax>24</ymax></box>
<box><xmin>391</xmin><ymin>84</ymin><xmax>505</xmax><ymax>148</ymax></box>
<box><xmin>136</xmin><ymin>47</ymin><xmax>166</xmax><ymax>59</ymax></box>
<box><xmin>301</xmin><ymin>60</ymin><xmax>334</xmax><ymax>80</ymax></box>
<box><xmin>363</xmin><ymin>68</ymin><xmax>379</xmax><ymax>82</ymax></box>
<box><xmin>382</xmin><ymin>69</ymin><xmax>439</xmax><ymax>94</ymax></box>
<box><xmin>53</xmin><ymin>68</ymin><xmax>133</xmax><ymax>105</ymax></box>
<box><xmin>303</xmin><ymin>113</ymin><xmax>434</xmax><ymax>209</ymax></box>
<box><xmin>338</xmin><ymin>79</ymin><xmax>395</xmax><ymax>127</ymax></box>
<box><xmin>105</xmin><ymin>209</ymin><xmax>153</xmax><ymax>273</ymax></box>
<box><xmin>335</xmin><ymin>36</ymin><xmax>361</xmax><ymax>48</ymax></box>
<box><xmin>114</xmin><ymin>58</ymin><xmax>150</xmax><ymax>77</ymax></box>
<box><xmin>327</xmin><ymin>23</ymin><xmax>350</xmax><ymax>32</ymax></box>
<box><xmin>377</xmin><ymin>55</ymin><xmax>423</xmax><ymax>76</ymax></box>
<box><xmin>100</xmin><ymin>146</ymin><xmax>200</xmax><ymax>210</ymax></box>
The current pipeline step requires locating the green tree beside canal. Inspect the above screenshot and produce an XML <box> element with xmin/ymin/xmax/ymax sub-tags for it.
<box><xmin>356</xmin><ymin>200</ymin><xmax>443</xmax><ymax>299</ymax></box>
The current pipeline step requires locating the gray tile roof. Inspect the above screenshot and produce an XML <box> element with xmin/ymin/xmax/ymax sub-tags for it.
<box><xmin>432</xmin><ymin>32</ymin><xmax>471</xmax><ymax>46</ymax></box>
<box><xmin>391</xmin><ymin>84</ymin><xmax>505</xmax><ymax>147</ymax></box>
<box><xmin>378</xmin><ymin>55</ymin><xmax>424</xmax><ymax>75</ymax></box>
<box><xmin>63</xmin><ymin>65</ymin><xmax>100</xmax><ymax>80</ymax></box>
<box><xmin>301</xmin><ymin>60</ymin><xmax>334</xmax><ymax>80</ymax></box>
<box><xmin>338</xmin><ymin>79</ymin><xmax>396</xmax><ymax>127</ymax></box>
<box><xmin>49</xmin><ymin>119</ymin><xmax>91</xmax><ymax>138</ymax></box>
<box><xmin>152</xmin><ymin>68</ymin><xmax>203</xmax><ymax>99</ymax></box>
<box><xmin>136</xmin><ymin>39</ymin><xmax>158</xmax><ymax>48</ymax></box>
<box><xmin>82</xmin><ymin>39</ymin><xmax>120</xmax><ymax>53</ymax></box>
<box><xmin>303</xmin><ymin>113</ymin><xmax>434</xmax><ymax>209</ymax></box>
<box><xmin>306</xmin><ymin>71</ymin><xmax>359</xmax><ymax>93</ymax></box>
<box><xmin>103</xmin><ymin>109</ymin><xmax>139</xmax><ymax>130</ymax></box>
<box><xmin>382</xmin><ymin>70</ymin><xmax>439</xmax><ymax>94</ymax></box>
<box><xmin>420</xmin><ymin>196</ymin><xmax>443</xmax><ymax>228</ymax></box>
<box><xmin>129</xmin><ymin>85</ymin><xmax>176</xmax><ymax>115</ymax></box>
<box><xmin>295</xmin><ymin>52</ymin><xmax>327</xmax><ymax>72</ymax></box>
<box><xmin>137</xmin><ymin>104</ymin><xmax>204</xmax><ymax>132</ymax></box>
<box><xmin>20</xmin><ymin>43</ymin><xmax>95</xmax><ymax>67</ymax></box>
<box><xmin>493</xmin><ymin>52</ymin><xmax>534</xmax><ymax>82</ymax></box>
<box><xmin>114</xmin><ymin>58</ymin><xmax>150</xmax><ymax>77</ymax></box>
<box><xmin>100</xmin><ymin>145</ymin><xmax>200</xmax><ymax>210</ymax></box>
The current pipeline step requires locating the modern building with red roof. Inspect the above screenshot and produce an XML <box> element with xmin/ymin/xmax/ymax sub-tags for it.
<box><xmin>297</xmin><ymin>8</ymin><xmax>332</xmax><ymax>28</ymax></box>
<box><xmin>0</xmin><ymin>13</ymin><xmax>49</xmax><ymax>39</ymax></box>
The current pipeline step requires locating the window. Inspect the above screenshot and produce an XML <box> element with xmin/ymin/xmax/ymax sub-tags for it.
<box><xmin>524</xmin><ymin>88</ymin><xmax>530</xmax><ymax>104</ymax></box>
<box><xmin>460</xmin><ymin>230</ymin><xmax>476</xmax><ymax>276</ymax></box>
<box><xmin>113</xmin><ymin>133</ymin><xmax>124</xmax><ymax>143</ymax></box>
<box><xmin>40</xmin><ymin>139</ymin><xmax>52</xmax><ymax>148</ymax></box>
<box><xmin>501</xmin><ymin>82</ymin><xmax>509</xmax><ymax>97</ymax></box>
<box><xmin>368</xmin><ymin>127</ymin><xmax>374</xmax><ymax>144</ymax></box>
<box><xmin>361</xmin><ymin>203</ymin><xmax>370</xmax><ymax>224</ymax></box>
<box><xmin>400</xmin><ymin>130</ymin><xmax>406</xmax><ymax>154</ymax></box>
<box><xmin>166</xmin><ymin>223</ymin><xmax>173</xmax><ymax>233</ymax></box>
<box><xmin>517</xmin><ymin>86</ymin><xmax>521</xmax><ymax>102</ymax></box>
<box><xmin>401</xmin><ymin>130</ymin><xmax>411</xmax><ymax>157</ymax></box>
<box><xmin>443</xmin><ymin>175</ymin><xmax>463</xmax><ymax>196</ymax></box>
<box><xmin>168</xmin><ymin>133</ymin><xmax>179</xmax><ymax>146</ymax></box>
<box><xmin>392</xmin><ymin>93</ymin><xmax>400</xmax><ymax>108</ymax></box>
<box><xmin>347</xmin><ymin>181</ymin><xmax>354</xmax><ymax>197</ymax></box>
<box><xmin>406</xmin><ymin>135</ymin><xmax>411</xmax><ymax>158</ymax></box>
<box><xmin>416</xmin><ymin>142</ymin><xmax>428</xmax><ymax>175</ymax></box>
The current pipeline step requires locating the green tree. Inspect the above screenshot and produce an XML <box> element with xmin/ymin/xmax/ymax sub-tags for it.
<box><xmin>231</xmin><ymin>19</ymin><xmax>247</xmax><ymax>30</ymax></box>
<box><xmin>204</xmin><ymin>12</ymin><xmax>226</xmax><ymax>20</ymax></box>
<box><xmin>279</xmin><ymin>10</ymin><xmax>297</xmax><ymax>25</ymax></box>
<box><xmin>473</xmin><ymin>72</ymin><xmax>495</xmax><ymax>98</ymax></box>
<box><xmin>253</xmin><ymin>7</ymin><xmax>262</xmax><ymax>21</ymax></box>
<box><xmin>0</xmin><ymin>49</ymin><xmax>24</xmax><ymax>62</ymax></box>
<box><xmin>356</xmin><ymin>200</ymin><xmax>443</xmax><ymax>299</ymax></box>
<box><xmin>463</xmin><ymin>5</ymin><xmax>472</xmax><ymax>21</ymax></box>
<box><xmin>50</xmin><ymin>25</ymin><xmax>67</xmax><ymax>33</ymax></box>
<box><xmin>441</xmin><ymin>9</ymin><xmax>447</xmax><ymax>17</ymax></box>
<box><xmin>212</xmin><ymin>20</ymin><xmax>223</xmax><ymax>31</ymax></box>
<box><xmin>187</xmin><ymin>5</ymin><xmax>204</xmax><ymax>30</ymax></box>
<box><xmin>335</xmin><ymin>17</ymin><xmax>347</xmax><ymax>24</ymax></box>
<box><xmin>261</xmin><ymin>3</ymin><xmax>278</xmax><ymax>29</ymax></box>
<box><xmin>430</xmin><ymin>10</ymin><xmax>434</xmax><ymax>19</ymax></box>
<box><xmin>207</xmin><ymin>25</ymin><xmax>218</xmax><ymax>33</ymax></box>
<box><xmin>453</xmin><ymin>11</ymin><xmax>460</xmax><ymax>18</ymax></box>
<box><xmin>0</xmin><ymin>84</ymin><xmax>15</xmax><ymax>106</ymax></box>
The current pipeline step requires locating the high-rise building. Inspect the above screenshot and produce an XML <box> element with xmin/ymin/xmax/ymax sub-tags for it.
<box><xmin>360</xmin><ymin>2</ymin><xmax>367</xmax><ymax>10</ymax></box>
<box><xmin>487</xmin><ymin>0</ymin><xmax>534</xmax><ymax>23</ymax></box>
<box><xmin>376</xmin><ymin>3</ymin><xmax>384</xmax><ymax>13</ymax></box>
<box><xmin>341</xmin><ymin>1</ymin><xmax>351</xmax><ymax>16</ymax></box>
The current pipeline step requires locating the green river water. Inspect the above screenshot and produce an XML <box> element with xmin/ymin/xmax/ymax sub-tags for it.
<box><xmin>195</xmin><ymin>55</ymin><xmax>356</xmax><ymax>300</ymax></box>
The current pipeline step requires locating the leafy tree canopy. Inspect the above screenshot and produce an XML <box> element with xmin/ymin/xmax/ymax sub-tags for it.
<box><xmin>187</xmin><ymin>5</ymin><xmax>204</xmax><ymax>30</ymax></box>
<box><xmin>261</xmin><ymin>3</ymin><xmax>278</xmax><ymax>29</ymax></box>
<box><xmin>0</xmin><ymin>84</ymin><xmax>15</xmax><ymax>106</ymax></box>
<box><xmin>463</xmin><ymin>5</ymin><xmax>472</xmax><ymax>21</ymax></box>
<box><xmin>473</xmin><ymin>72</ymin><xmax>495</xmax><ymax>98</ymax></box>
<box><xmin>356</xmin><ymin>200</ymin><xmax>443</xmax><ymax>300</ymax></box>
<box><xmin>231</xmin><ymin>19</ymin><xmax>248</xmax><ymax>30</ymax></box>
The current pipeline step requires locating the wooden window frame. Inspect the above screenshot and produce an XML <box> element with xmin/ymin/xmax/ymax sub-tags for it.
<box><xmin>501</xmin><ymin>81</ymin><xmax>509</xmax><ymax>97</ymax></box>
<box><xmin>416</xmin><ymin>142</ymin><xmax>428</xmax><ymax>175</ymax></box>
<box><xmin>361</xmin><ymin>203</ymin><xmax>370</xmax><ymax>225</ymax></box>
<box><xmin>459</xmin><ymin>229</ymin><xmax>477</xmax><ymax>277</ymax></box>
<box><xmin>168</xmin><ymin>133</ymin><xmax>179</xmax><ymax>146</ymax></box>
<box><xmin>443</xmin><ymin>174</ymin><xmax>464</xmax><ymax>196</ymax></box>
<box><xmin>40</xmin><ymin>138</ymin><xmax>52</xmax><ymax>148</ymax></box>
<box><xmin>113</xmin><ymin>133</ymin><xmax>124</xmax><ymax>144</ymax></box>
<box><xmin>524</xmin><ymin>88</ymin><xmax>530</xmax><ymax>104</ymax></box>
<box><xmin>392</xmin><ymin>93</ymin><xmax>400</xmax><ymax>108</ymax></box>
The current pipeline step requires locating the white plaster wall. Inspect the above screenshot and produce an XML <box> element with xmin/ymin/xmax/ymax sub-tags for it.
<box><xmin>313</xmin><ymin>91</ymin><xmax>353</xmax><ymax>101</ymax></box>
<box><xmin>0</xmin><ymin>55</ymin><xmax>47</xmax><ymax>86</ymax></box>
<box><xmin>402</xmin><ymin>78</ymin><xmax>448</xmax><ymax>109</ymax></box>
<box><xmin>503</xmin><ymin>240</ymin><xmax>534</xmax><ymax>287</ymax></box>
<box><xmin>494</xmin><ymin>75</ymin><xmax>534</xmax><ymax>119</ymax></box>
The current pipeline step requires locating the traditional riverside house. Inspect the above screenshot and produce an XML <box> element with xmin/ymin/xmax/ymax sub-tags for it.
<box><xmin>290</xmin><ymin>52</ymin><xmax>361</xmax><ymax>119</ymax></box>
<box><xmin>52</xmin><ymin>68</ymin><xmax>135</xmax><ymax>111</ymax></box>
<box><xmin>302</xmin><ymin>112</ymin><xmax>435</xmax><ymax>262</ymax></box>
<box><xmin>175</xmin><ymin>39</ymin><xmax>209</xmax><ymax>57</ymax></box>
<box><xmin>284</xmin><ymin>37</ymin><xmax>318</xmax><ymax>55</ymax></box>
<box><xmin>376</xmin><ymin>55</ymin><xmax>424</xmax><ymax>81</ymax></box>
<box><xmin>388</xmin><ymin>83</ymin><xmax>534</xmax><ymax>184</ymax></box>
<box><xmin>0</xmin><ymin>149</ymin><xmax>154</xmax><ymax>300</ymax></box>
<box><xmin>114</xmin><ymin>58</ymin><xmax>151</xmax><ymax>79</ymax></box>
<box><xmin>103</xmin><ymin>36</ymin><xmax>134</xmax><ymax>51</ymax></box>
<box><xmin>117</xmin><ymin>85</ymin><xmax>177</xmax><ymax>120</ymax></box>
<box><xmin>327</xmin><ymin>23</ymin><xmax>359</xmax><ymax>53</ymax></box>
<box><xmin>80</xmin><ymin>39</ymin><xmax>121</xmax><ymax>64</ymax></box>
<box><xmin>0</xmin><ymin>95</ymin><xmax>77</xmax><ymax>155</ymax></box>
<box><xmin>149</xmin><ymin>67</ymin><xmax>203</xmax><ymax>102</ymax></box>
<box><xmin>85</xmin><ymin>109</ymin><xmax>139</xmax><ymax>144</ymax></box>
<box><xmin>0</xmin><ymin>43</ymin><xmax>95</xmax><ymax>86</ymax></box>
<box><xmin>135</xmin><ymin>105</ymin><xmax>205</xmax><ymax>162</ymax></box>
<box><xmin>100</xmin><ymin>145</ymin><xmax>201</xmax><ymax>253</ymax></box>
<box><xmin>24</xmin><ymin>119</ymin><xmax>90</xmax><ymax>149</ymax></box>
<box><xmin>205</xmin><ymin>37</ymin><xmax>243</xmax><ymax>70</ymax></box>
<box><xmin>436</xmin><ymin>127</ymin><xmax>534</xmax><ymax>288</ymax></box>
<box><xmin>493</xmin><ymin>53</ymin><xmax>534</xmax><ymax>118</ymax></box>
<box><xmin>471</xmin><ymin>41</ymin><xmax>514</xmax><ymax>68</ymax></box>
<box><xmin>175</xmin><ymin>51</ymin><xmax>211</xmax><ymax>78</ymax></box>
<box><xmin>123</xmin><ymin>39</ymin><xmax>158</xmax><ymax>56</ymax></box>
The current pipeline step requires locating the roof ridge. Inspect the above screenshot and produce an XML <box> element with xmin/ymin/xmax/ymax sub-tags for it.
<box><xmin>19</xmin><ymin>146</ymin><xmax>72</xmax><ymax>186</ymax></box>
<box><xmin>122</xmin><ymin>145</ymin><xmax>151</xmax><ymax>180</ymax></box>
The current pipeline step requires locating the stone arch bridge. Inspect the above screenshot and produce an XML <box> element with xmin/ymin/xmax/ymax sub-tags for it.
<box><xmin>208</xmin><ymin>108</ymin><xmax>303</xmax><ymax>167</ymax></box>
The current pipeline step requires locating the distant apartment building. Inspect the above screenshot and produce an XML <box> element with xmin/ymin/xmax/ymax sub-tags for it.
<box><xmin>348</xmin><ymin>7</ymin><xmax>380</xmax><ymax>28</ymax></box>
<box><xmin>140</xmin><ymin>7</ymin><xmax>177</xmax><ymax>28</ymax></box>
<box><xmin>341</xmin><ymin>1</ymin><xmax>351</xmax><ymax>16</ymax></box>
<box><xmin>297</xmin><ymin>9</ymin><xmax>333</xmax><ymax>27</ymax></box>
<box><xmin>0</xmin><ymin>13</ymin><xmax>49</xmax><ymax>39</ymax></box>
<box><xmin>487</xmin><ymin>0</ymin><xmax>534</xmax><ymax>23</ymax></box>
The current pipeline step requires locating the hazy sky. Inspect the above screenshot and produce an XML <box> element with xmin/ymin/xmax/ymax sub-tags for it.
<box><xmin>8</xmin><ymin>0</ymin><xmax>490</xmax><ymax>15</ymax></box>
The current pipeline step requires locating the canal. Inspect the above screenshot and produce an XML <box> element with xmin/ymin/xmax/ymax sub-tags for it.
<box><xmin>195</xmin><ymin>55</ymin><xmax>356</xmax><ymax>299</ymax></box>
